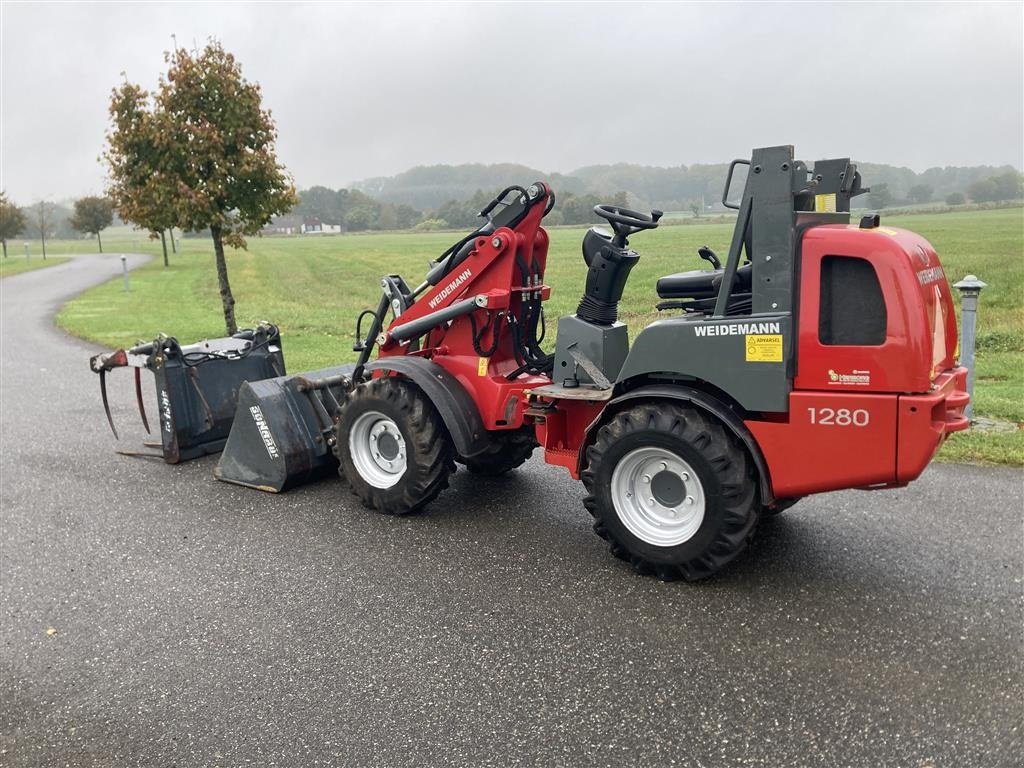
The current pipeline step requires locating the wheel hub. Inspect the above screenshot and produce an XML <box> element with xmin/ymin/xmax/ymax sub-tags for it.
<box><xmin>651</xmin><ymin>470</ymin><xmax>685</xmax><ymax>507</ymax></box>
<box><xmin>377</xmin><ymin>432</ymin><xmax>400</xmax><ymax>461</ymax></box>
<box><xmin>610</xmin><ymin>447</ymin><xmax>705</xmax><ymax>547</ymax></box>
<box><xmin>349</xmin><ymin>411</ymin><xmax>407</xmax><ymax>489</ymax></box>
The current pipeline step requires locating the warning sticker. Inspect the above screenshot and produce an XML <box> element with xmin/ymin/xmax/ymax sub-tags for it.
<box><xmin>477</xmin><ymin>357</ymin><xmax>489</xmax><ymax>376</ymax></box>
<box><xmin>814</xmin><ymin>193</ymin><xmax>837</xmax><ymax>213</ymax></box>
<box><xmin>745</xmin><ymin>334</ymin><xmax>783</xmax><ymax>362</ymax></box>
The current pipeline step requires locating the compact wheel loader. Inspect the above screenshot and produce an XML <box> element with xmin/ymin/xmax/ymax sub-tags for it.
<box><xmin>98</xmin><ymin>145</ymin><xmax>969</xmax><ymax>581</ymax></box>
<box><xmin>314</xmin><ymin>145</ymin><xmax>968</xmax><ymax>580</ymax></box>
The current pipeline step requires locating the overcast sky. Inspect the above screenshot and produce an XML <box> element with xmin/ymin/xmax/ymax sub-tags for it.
<box><xmin>2</xmin><ymin>1</ymin><xmax>1022</xmax><ymax>203</ymax></box>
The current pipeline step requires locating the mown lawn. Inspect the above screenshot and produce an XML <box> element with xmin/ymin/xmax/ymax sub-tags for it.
<box><xmin>0</xmin><ymin>254</ymin><xmax>70</xmax><ymax>278</ymax></box>
<box><xmin>54</xmin><ymin>207</ymin><xmax>1023</xmax><ymax>465</ymax></box>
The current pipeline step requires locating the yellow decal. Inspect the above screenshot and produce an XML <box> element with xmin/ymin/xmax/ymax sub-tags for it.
<box><xmin>814</xmin><ymin>193</ymin><xmax>837</xmax><ymax>213</ymax></box>
<box><xmin>875</xmin><ymin>227</ymin><xmax>900</xmax><ymax>236</ymax></box>
<box><xmin>745</xmin><ymin>334</ymin><xmax>783</xmax><ymax>363</ymax></box>
<box><xmin>477</xmin><ymin>357</ymin><xmax>489</xmax><ymax>376</ymax></box>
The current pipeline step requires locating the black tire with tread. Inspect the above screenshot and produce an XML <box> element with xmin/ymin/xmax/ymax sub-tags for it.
<box><xmin>762</xmin><ymin>497</ymin><xmax>801</xmax><ymax>517</ymax></box>
<box><xmin>458</xmin><ymin>427</ymin><xmax>538</xmax><ymax>476</ymax></box>
<box><xmin>334</xmin><ymin>377</ymin><xmax>455</xmax><ymax>515</ymax></box>
<box><xmin>582</xmin><ymin>402</ymin><xmax>759</xmax><ymax>581</ymax></box>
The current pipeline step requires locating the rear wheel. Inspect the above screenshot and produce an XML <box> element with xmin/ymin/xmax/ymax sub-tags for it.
<box><xmin>582</xmin><ymin>402</ymin><xmax>759</xmax><ymax>581</ymax></box>
<box><xmin>458</xmin><ymin>427</ymin><xmax>538</xmax><ymax>476</ymax></box>
<box><xmin>334</xmin><ymin>377</ymin><xmax>454</xmax><ymax>515</ymax></box>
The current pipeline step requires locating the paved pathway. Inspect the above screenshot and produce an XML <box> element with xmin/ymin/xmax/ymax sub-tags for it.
<box><xmin>1</xmin><ymin>255</ymin><xmax>1021</xmax><ymax>767</ymax></box>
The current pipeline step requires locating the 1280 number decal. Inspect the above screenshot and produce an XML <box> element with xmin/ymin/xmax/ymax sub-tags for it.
<box><xmin>807</xmin><ymin>407</ymin><xmax>870</xmax><ymax>426</ymax></box>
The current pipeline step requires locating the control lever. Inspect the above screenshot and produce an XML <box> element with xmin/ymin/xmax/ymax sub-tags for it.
<box><xmin>698</xmin><ymin>246</ymin><xmax>722</xmax><ymax>270</ymax></box>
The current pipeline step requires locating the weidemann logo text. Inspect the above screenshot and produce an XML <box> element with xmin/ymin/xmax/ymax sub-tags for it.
<box><xmin>694</xmin><ymin>321</ymin><xmax>781</xmax><ymax>337</ymax></box>
<box><xmin>428</xmin><ymin>269</ymin><xmax>472</xmax><ymax>309</ymax></box>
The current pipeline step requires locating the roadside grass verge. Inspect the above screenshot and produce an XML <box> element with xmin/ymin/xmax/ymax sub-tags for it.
<box><xmin>57</xmin><ymin>207</ymin><xmax>1022</xmax><ymax>465</ymax></box>
<box><xmin>1</xmin><ymin>255</ymin><xmax>70</xmax><ymax>278</ymax></box>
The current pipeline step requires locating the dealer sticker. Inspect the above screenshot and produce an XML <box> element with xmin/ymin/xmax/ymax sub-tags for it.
<box><xmin>745</xmin><ymin>334</ymin><xmax>783</xmax><ymax>362</ymax></box>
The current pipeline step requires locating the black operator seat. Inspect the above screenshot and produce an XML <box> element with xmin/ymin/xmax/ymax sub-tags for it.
<box><xmin>656</xmin><ymin>262</ymin><xmax>753</xmax><ymax>300</ymax></box>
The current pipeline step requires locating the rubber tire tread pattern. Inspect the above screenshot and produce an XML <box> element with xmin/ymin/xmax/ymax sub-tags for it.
<box><xmin>335</xmin><ymin>377</ymin><xmax>455</xmax><ymax>516</ymax></box>
<box><xmin>459</xmin><ymin>427</ymin><xmax>538</xmax><ymax>476</ymax></box>
<box><xmin>582</xmin><ymin>402</ymin><xmax>759</xmax><ymax>582</ymax></box>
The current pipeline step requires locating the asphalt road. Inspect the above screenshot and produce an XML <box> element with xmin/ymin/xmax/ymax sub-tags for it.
<box><xmin>1</xmin><ymin>254</ymin><xmax>1021</xmax><ymax>768</ymax></box>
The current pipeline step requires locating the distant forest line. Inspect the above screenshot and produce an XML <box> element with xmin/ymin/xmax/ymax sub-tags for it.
<box><xmin>6</xmin><ymin>160</ymin><xmax>1021</xmax><ymax>242</ymax></box>
<box><xmin>289</xmin><ymin>160</ymin><xmax>1022</xmax><ymax>232</ymax></box>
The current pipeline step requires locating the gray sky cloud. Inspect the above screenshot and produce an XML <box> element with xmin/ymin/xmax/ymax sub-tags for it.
<box><xmin>2</xmin><ymin>1</ymin><xmax>1022</xmax><ymax>203</ymax></box>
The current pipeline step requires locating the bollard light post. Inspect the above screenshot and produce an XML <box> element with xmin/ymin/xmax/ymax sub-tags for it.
<box><xmin>953</xmin><ymin>274</ymin><xmax>987</xmax><ymax>422</ymax></box>
<box><xmin>121</xmin><ymin>255</ymin><xmax>130</xmax><ymax>293</ymax></box>
<box><xmin>24</xmin><ymin>242</ymin><xmax>29</xmax><ymax>262</ymax></box>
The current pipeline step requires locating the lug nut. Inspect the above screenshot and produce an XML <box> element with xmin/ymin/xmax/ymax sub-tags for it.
<box><xmin>642</xmin><ymin>474</ymin><xmax>651</xmax><ymax>483</ymax></box>
<box><xmin>686</xmin><ymin>496</ymin><xmax>694</xmax><ymax>506</ymax></box>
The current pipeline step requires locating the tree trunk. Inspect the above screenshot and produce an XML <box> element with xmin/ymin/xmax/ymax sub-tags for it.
<box><xmin>38</xmin><ymin>205</ymin><xmax>47</xmax><ymax>259</ymax></box>
<box><xmin>2</xmin><ymin>239</ymin><xmax>6</xmax><ymax>258</ymax></box>
<box><xmin>211</xmin><ymin>225</ymin><xmax>237</xmax><ymax>335</ymax></box>
<box><xmin>160</xmin><ymin>230</ymin><xmax>168</xmax><ymax>267</ymax></box>
<box><xmin>169</xmin><ymin>229</ymin><xmax>177</xmax><ymax>254</ymax></box>
<box><xmin>97</xmin><ymin>230</ymin><xmax>103</xmax><ymax>253</ymax></box>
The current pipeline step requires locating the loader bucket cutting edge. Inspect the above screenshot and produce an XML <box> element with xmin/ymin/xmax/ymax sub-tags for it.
<box><xmin>214</xmin><ymin>364</ymin><xmax>356</xmax><ymax>493</ymax></box>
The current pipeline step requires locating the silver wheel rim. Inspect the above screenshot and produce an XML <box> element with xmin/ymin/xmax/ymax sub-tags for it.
<box><xmin>610</xmin><ymin>447</ymin><xmax>705</xmax><ymax>547</ymax></box>
<box><xmin>348</xmin><ymin>410</ymin><xmax>407</xmax><ymax>489</ymax></box>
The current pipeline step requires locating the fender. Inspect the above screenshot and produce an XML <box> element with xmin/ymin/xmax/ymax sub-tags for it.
<box><xmin>580</xmin><ymin>384</ymin><xmax>775</xmax><ymax>504</ymax></box>
<box><xmin>363</xmin><ymin>357</ymin><xmax>490</xmax><ymax>459</ymax></box>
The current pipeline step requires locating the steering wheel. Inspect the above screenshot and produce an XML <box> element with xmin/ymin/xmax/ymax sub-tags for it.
<box><xmin>593</xmin><ymin>205</ymin><xmax>663</xmax><ymax>246</ymax></box>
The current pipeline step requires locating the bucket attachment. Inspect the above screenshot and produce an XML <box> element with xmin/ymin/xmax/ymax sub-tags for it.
<box><xmin>89</xmin><ymin>324</ymin><xmax>285</xmax><ymax>463</ymax></box>
<box><xmin>214</xmin><ymin>364</ymin><xmax>356</xmax><ymax>493</ymax></box>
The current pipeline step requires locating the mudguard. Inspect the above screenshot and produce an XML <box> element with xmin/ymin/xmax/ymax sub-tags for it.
<box><xmin>581</xmin><ymin>384</ymin><xmax>775</xmax><ymax>505</ymax></box>
<box><xmin>364</xmin><ymin>357</ymin><xmax>490</xmax><ymax>459</ymax></box>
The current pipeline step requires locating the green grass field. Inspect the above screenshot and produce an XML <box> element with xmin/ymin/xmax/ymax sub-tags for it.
<box><xmin>0</xmin><ymin>254</ymin><xmax>70</xmax><ymax>277</ymax></box>
<box><xmin>52</xmin><ymin>208</ymin><xmax>1023</xmax><ymax>465</ymax></box>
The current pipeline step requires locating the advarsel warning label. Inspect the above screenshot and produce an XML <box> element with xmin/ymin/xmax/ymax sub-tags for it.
<box><xmin>745</xmin><ymin>334</ymin><xmax>783</xmax><ymax>363</ymax></box>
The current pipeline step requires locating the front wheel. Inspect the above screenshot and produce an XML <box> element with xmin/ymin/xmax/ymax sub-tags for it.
<box><xmin>334</xmin><ymin>377</ymin><xmax>455</xmax><ymax>515</ymax></box>
<box><xmin>582</xmin><ymin>402</ymin><xmax>759</xmax><ymax>581</ymax></box>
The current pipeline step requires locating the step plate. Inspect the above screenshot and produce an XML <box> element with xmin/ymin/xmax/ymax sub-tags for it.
<box><xmin>529</xmin><ymin>383</ymin><xmax>614</xmax><ymax>401</ymax></box>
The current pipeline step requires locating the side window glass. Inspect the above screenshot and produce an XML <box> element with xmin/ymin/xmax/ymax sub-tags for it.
<box><xmin>818</xmin><ymin>256</ymin><xmax>887</xmax><ymax>346</ymax></box>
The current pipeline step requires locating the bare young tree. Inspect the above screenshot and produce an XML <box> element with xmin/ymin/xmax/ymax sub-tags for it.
<box><xmin>34</xmin><ymin>201</ymin><xmax>53</xmax><ymax>259</ymax></box>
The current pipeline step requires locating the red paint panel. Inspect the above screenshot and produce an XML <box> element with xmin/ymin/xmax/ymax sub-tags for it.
<box><xmin>746</xmin><ymin>391</ymin><xmax>898</xmax><ymax>498</ymax></box>
<box><xmin>896</xmin><ymin>367</ymin><xmax>969</xmax><ymax>483</ymax></box>
<box><xmin>796</xmin><ymin>226</ymin><xmax>956</xmax><ymax>395</ymax></box>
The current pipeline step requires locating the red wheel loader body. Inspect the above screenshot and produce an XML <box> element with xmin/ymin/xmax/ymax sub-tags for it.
<box><xmin>746</xmin><ymin>224</ymin><xmax>968</xmax><ymax>499</ymax></box>
<box><xmin>204</xmin><ymin>145</ymin><xmax>971</xmax><ymax>580</ymax></box>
